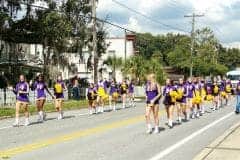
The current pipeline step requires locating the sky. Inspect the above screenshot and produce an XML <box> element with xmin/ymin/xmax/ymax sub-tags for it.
<box><xmin>97</xmin><ymin>0</ymin><xmax>240</xmax><ymax>47</ymax></box>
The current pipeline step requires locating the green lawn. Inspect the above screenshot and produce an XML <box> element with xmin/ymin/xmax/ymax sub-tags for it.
<box><xmin>0</xmin><ymin>100</ymin><xmax>89</xmax><ymax>118</ymax></box>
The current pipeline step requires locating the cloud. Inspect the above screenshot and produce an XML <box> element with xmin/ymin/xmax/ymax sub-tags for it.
<box><xmin>97</xmin><ymin>0</ymin><xmax>240</xmax><ymax>45</ymax></box>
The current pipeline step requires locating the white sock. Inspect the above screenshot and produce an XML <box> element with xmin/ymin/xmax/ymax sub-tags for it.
<box><xmin>178</xmin><ymin>116</ymin><xmax>182</xmax><ymax>121</ymax></box>
<box><xmin>147</xmin><ymin>123</ymin><xmax>152</xmax><ymax>129</ymax></box>
<box><xmin>15</xmin><ymin>118</ymin><xmax>19</xmax><ymax>124</ymax></box>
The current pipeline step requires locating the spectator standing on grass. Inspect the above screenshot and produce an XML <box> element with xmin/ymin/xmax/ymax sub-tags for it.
<box><xmin>72</xmin><ymin>79</ymin><xmax>80</xmax><ymax>100</ymax></box>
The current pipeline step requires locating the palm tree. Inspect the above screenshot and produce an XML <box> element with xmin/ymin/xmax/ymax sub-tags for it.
<box><xmin>104</xmin><ymin>55</ymin><xmax>123</xmax><ymax>79</ymax></box>
<box><xmin>123</xmin><ymin>55</ymin><xmax>165</xmax><ymax>84</ymax></box>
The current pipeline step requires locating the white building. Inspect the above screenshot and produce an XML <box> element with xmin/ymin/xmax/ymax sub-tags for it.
<box><xmin>0</xmin><ymin>34</ymin><xmax>136</xmax><ymax>81</ymax></box>
<box><xmin>61</xmin><ymin>35</ymin><xmax>136</xmax><ymax>82</ymax></box>
<box><xmin>99</xmin><ymin>36</ymin><xmax>135</xmax><ymax>81</ymax></box>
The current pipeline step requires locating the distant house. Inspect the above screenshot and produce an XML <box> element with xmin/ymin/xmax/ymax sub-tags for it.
<box><xmin>99</xmin><ymin>34</ymin><xmax>136</xmax><ymax>81</ymax></box>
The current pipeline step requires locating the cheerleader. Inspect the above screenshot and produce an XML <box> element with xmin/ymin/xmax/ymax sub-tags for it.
<box><xmin>212</xmin><ymin>78</ymin><xmax>220</xmax><ymax>111</ymax></box>
<box><xmin>12</xmin><ymin>75</ymin><xmax>30</xmax><ymax>126</ymax></box>
<box><xmin>176</xmin><ymin>78</ymin><xmax>188</xmax><ymax>123</ymax></box>
<box><xmin>109</xmin><ymin>79</ymin><xmax>119</xmax><ymax>111</ymax></box>
<box><xmin>145</xmin><ymin>74</ymin><xmax>161</xmax><ymax>134</ymax></box>
<box><xmin>200</xmin><ymin>79</ymin><xmax>206</xmax><ymax>114</ymax></box>
<box><xmin>53</xmin><ymin>75</ymin><xmax>66</xmax><ymax>120</ymax></box>
<box><xmin>163</xmin><ymin>78</ymin><xmax>177</xmax><ymax>128</ymax></box>
<box><xmin>87</xmin><ymin>83</ymin><xmax>97</xmax><ymax>114</ymax></box>
<box><xmin>205</xmin><ymin>80</ymin><xmax>214</xmax><ymax>108</ymax></box>
<box><xmin>186</xmin><ymin>78</ymin><xmax>195</xmax><ymax>119</ymax></box>
<box><xmin>225</xmin><ymin>79</ymin><xmax>232</xmax><ymax>106</ymax></box>
<box><xmin>128</xmin><ymin>79</ymin><xmax>135</xmax><ymax>107</ymax></box>
<box><xmin>97</xmin><ymin>79</ymin><xmax>108</xmax><ymax>113</ymax></box>
<box><xmin>219</xmin><ymin>78</ymin><xmax>227</xmax><ymax>107</ymax></box>
<box><xmin>192</xmin><ymin>78</ymin><xmax>202</xmax><ymax>118</ymax></box>
<box><xmin>33</xmin><ymin>74</ymin><xmax>54</xmax><ymax>122</ymax></box>
<box><xmin>120</xmin><ymin>79</ymin><xmax>128</xmax><ymax>109</ymax></box>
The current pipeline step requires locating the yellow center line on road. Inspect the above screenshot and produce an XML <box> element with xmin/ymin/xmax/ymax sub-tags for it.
<box><xmin>0</xmin><ymin>110</ymin><xmax>166</xmax><ymax>158</ymax></box>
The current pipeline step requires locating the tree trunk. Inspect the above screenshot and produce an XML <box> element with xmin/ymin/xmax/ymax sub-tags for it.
<box><xmin>93</xmin><ymin>56</ymin><xmax>98</xmax><ymax>83</ymax></box>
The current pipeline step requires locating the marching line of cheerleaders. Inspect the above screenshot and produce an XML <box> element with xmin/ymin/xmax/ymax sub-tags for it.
<box><xmin>145</xmin><ymin>73</ymin><xmax>240</xmax><ymax>134</ymax></box>
<box><xmin>9</xmin><ymin>74</ymin><xmax>135</xmax><ymax>127</ymax></box>
<box><xmin>87</xmin><ymin>78</ymin><xmax>135</xmax><ymax>115</ymax></box>
<box><xmin>10</xmin><ymin>74</ymin><xmax>67</xmax><ymax>127</ymax></box>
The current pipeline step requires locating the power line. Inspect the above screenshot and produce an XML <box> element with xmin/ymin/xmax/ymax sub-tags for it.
<box><xmin>112</xmin><ymin>0</ymin><xmax>190</xmax><ymax>33</ymax></box>
<box><xmin>16</xmin><ymin>1</ymin><xmax>136</xmax><ymax>34</ymax></box>
<box><xmin>184</xmin><ymin>13</ymin><xmax>204</xmax><ymax>77</ymax></box>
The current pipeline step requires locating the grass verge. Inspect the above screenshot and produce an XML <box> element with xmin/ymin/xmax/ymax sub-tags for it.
<box><xmin>0</xmin><ymin>100</ymin><xmax>88</xmax><ymax>118</ymax></box>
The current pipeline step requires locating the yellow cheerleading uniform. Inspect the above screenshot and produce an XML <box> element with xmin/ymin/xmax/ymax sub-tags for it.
<box><xmin>112</xmin><ymin>92</ymin><xmax>119</xmax><ymax>99</ymax></box>
<box><xmin>193</xmin><ymin>90</ymin><xmax>202</xmax><ymax>104</ymax></box>
<box><xmin>201</xmin><ymin>88</ymin><xmax>206</xmax><ymax>99</ymax></box>
<box><xmin>170</xmin><ymin>90</ymin><xmax>177</xmax><ymax>103</ymax></box>
<box><xmin>97</xmin><ymin>87</ymin><xmax>106</xmax><ymax>97</ymax></box>
<box><xmin>176</xmin><ymin>88</ymin><xmax>184</xmax><ymax>101</ymax></box>
<box><xmin>221</xmin><ymin>91</ymin><xmax>227</xmax><ymax>98</ymax></box>
<box><xmin>225</xmin><ymin>84</ymin><xmax>232</xmax><ymax>93</ymax></box>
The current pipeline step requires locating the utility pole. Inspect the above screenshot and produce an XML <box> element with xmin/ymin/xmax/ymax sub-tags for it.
<box><xmin>92</xmin><ymin>0</ymin><xmax>97</xmax><ymax>83</ymax></box>
<box><xmin>184</xmin><ymin>13</ymin><xmax>204</xmax><ymax>78</ymax></box>
<box><xmin>124</xmin><ymin>29</ymin><xmax>127</xmax><ymax>64</ymax></box>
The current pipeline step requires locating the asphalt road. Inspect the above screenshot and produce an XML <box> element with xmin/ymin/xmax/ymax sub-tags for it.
<box><xmin>0</xmin><ymin>98</ymin><xmax>239</xmax><ymax>160</ymax></box>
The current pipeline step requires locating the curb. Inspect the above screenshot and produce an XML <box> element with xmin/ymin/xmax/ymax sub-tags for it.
<box><xmin>194</xmin><ymin>119</ymin><xmax>240</xmax><ymax>160</ymax></box>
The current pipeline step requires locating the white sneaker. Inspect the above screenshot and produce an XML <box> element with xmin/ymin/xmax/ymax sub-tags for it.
<box><xmin>178</xmin><ymin>117</ymin><xmax>182</xmax><ymax>124</ymax></box>
<box><xmin>89</xmin><ymin>109</ymin><xmax>93</xmax><ymax>115</ymax></box>
<box><xmin>146</xmin><ymin>128</ymin><xmax>152</xmax><ymax>134</ymax></box>
<box><xmin>57</xmin><ymin>113</ymin><xmax>63</xmax><ymax>120</ymax></box>
<box><xmin>153</xmin><ymin>127</ymin><xmax>159</xmax><ymax>134</ymax></box>
<box><xmin>24</xmin><ymin>119</ymin><xmax>30</xmax><ymax>126</ymax></box>
<box><xmin>196</xmin><ymin>112</ymin><xmax>200</xmax><ymax>118</ymax></box>
<box><xmin>191</xmin><ymin>114</ymin><xmax>195</xmax><ymax>119</ymax></box>
<box><xmin>101</xmin><ymin>107</ymin><xmax>104</xmax><ymax>113</ymax></box>
<box><xmin>13</xmin><ymin>121</ymin><xmax>19</xmax><ymax>127</ymax></box>
<box><xmin>212</xmin><ymin>107</ymin><xmax>216</xmax><ymax>111</ymax></box>
<box><xmin>113</xmin><ymin>106</ymin><xmax>116</xmax><ymax>111</ymax></box>
<box><xmin>168</xmin><ymin>120</ymin><xmax>173</xmax><ymax>128</ymax></box>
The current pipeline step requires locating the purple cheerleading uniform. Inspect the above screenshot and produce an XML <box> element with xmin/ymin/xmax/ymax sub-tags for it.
<box><xmin>205</xmin><ymin>83</ymin><xmax>213</xmax><ymax>95</ymax></box>
<box><xmin>200</xmin><ymin>81</ymin><xmax>205</xmax><ymax>89</ymax></box>
<box><xmin>34</xmin><ymin>81</ymin><xmax>47</xmax><ymax>99</ymax></box>
<box><xmin>176</xmin><ymin>84</ymin><xmax>187</xmax><ymax>103</ymax></box>
<box><xmin>128</xmin><ymin>83</ymin><xmax>134</xmax><ymax>94</ymax></box>
<box><xmin>14</xmin><ymin>82</ymin><xmax>29</xmax><ymax>102</ymax></box>
<box><xmin>186</xmin><ymin>82</ymin><xmax>195</xmax><ymax>98</ymax></box>
<box><xmin>145</xmin><ymin>82</ymin><xmax>159</xmax><ymax>105</ymax></box>
<box><xmin>87</xmin><ymin>87</ymin><xmax>97</xmax><ymax>100</ymax></box>
<box><xmin>218</xmin><ymin>81</ymin><xmax>225</xmax><ymax>92</ymax></box>
<box><xmin>163</xmin><ymin>85</ymin><xmax>175</xmax><ymax>105</ymax></box>
<box><xmin>54</xmin><ymin>81</ymin><xmax>65</xmax><ymax>99</ymax></box>
<box><xmin>109</xmin><ymin>82</ymin><xmax>118</xmax><ymax>95</ymax></box>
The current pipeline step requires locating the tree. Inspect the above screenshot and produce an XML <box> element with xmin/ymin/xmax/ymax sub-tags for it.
<box><xmin>123</xmin><ymin>55</ymin><xmax>165</xmax><ymax>84</ymax></box>
<box><xmin>104</xmin><ymin>55</ymin><xmax>123</xmax><ymax>79</ymax></box>
<box><xmin>36</xmin><ymin>3</ymin><xmax>71</xmax><ymax>78</ymax></box>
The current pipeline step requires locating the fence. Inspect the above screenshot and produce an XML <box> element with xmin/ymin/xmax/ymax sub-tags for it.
<box><xmin>0</xmin><ymin>88</ymin><xmax>68</xmax><ymax>107</ymax></box>
<box><xmin>0</xmin><ymin>86</ymin><xmax>146</xmax><ymax>107</ymax></box>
